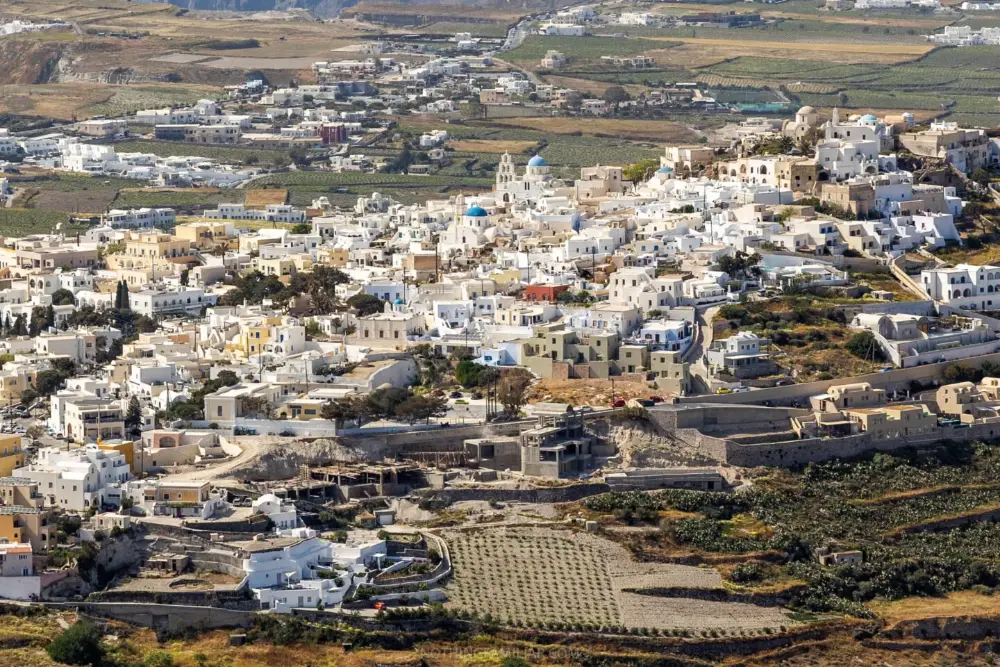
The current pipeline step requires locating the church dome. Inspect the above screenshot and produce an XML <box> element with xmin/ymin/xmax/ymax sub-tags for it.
<box><xmin>861</xmin><ymin>114</ymin><xmax>877</xmax><ymax>122</ymax></box>
<box><xmin>797</xmin><ymin>106</ymin><xmax>815</xmax><ymax>115</ymax></box>
<box><xmin>527</xmin><ymin>155</ymin><xmax>548</xmax><ymax>167</ymax></box>
<box><xmin>393</xmin><ymin>297</ymin><xmax>404</xmax><ymax>305</ymax></box>
<box><xmin>465</xmin><ymin>205</ymin><xmax>488</xmax><ymax>217</ymax></box>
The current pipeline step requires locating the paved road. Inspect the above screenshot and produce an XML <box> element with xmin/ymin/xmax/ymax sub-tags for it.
<box><xmin>685</xmin><ymin>305</ymin><xmax>721</xmax><ymax>394</ymax></box>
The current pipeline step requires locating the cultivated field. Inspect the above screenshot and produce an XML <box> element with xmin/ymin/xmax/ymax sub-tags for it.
<box><xmin>244</xmin><ymin>189</ymin><xmax>288</xmax><ymax>208</ymax></box>
<box><xmin>475</xmin><ymin>117</ymin><xmax>700</xmax><ymax>143</ymax></box>
<box><xmin>448</xmin><ymin>139</ymin><xmax>538</xmax><ymax>154</ymax></box>
<box><xmin>443</xmin><ymin>525</ymin><xmax>791</xmax><ymax>632</ymax></box>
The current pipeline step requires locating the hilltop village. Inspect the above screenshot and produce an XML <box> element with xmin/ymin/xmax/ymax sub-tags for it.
<box><xmin>8</xmin><ymin>1</ymin><xmax>1000</xmax><ymax>664</ymax></box>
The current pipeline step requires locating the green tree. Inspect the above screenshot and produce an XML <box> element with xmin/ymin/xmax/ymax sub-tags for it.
<box><xmin>455</xmin><ymin>359</ymin><xmax>484</xmax><ymax>388</ymax></box>
<box><xmin>845</xmin><ymin>330</ymin><xmax>885</xmax><ymax>361</ymax></box>
<box><xmin>623</xmin><ymin>158</ymin><xmax>659</xmax><ymax>184</ymax></box>
<box><xmin>45</xmin><ymin>621</ymin><xmax>104</xmax><ymax>666</ymax></box>
<box><xmin>497</xmin><ymin>369</ymin><xmax>532</xmax><ymax>417</ymax></box>
<box><xmin>50</xmin><ymin>289</ymin><xmax>75</xmax><ymax>306</ymax></box>
<box><xmin>291</xmin><ymin>223</ymin><xmax>311</xmax><ymax>234</ymax></box>
<box><xmin>125</xmin><ymin>396</ymin><xmax>142</xmax><ymax>437</ymax></box>
<box><xmin>179</xmin><ymin>269</ymin><xmax>190</xmax><ymax>286</ymax></box>
<box><xmin>602</xmin><ymin>85</ymin><xmax>630</xmax><ymax>106</ymax></box>
<box><xmin>365</xmin><ymin>387</ymin><xmax>410</xmax><ymax>421</ymax></box>
<box><xmin>394</xmin><ymin>394</ymin><xmax>448</xmax><ymax>424</ymax></box>
<box><xmin>971</xmin><ymin>168</ymin><xmax>992</xmax><ymax>186</ymax></box>
<box><xmin>347</xmin><ymin>293</ymin><xmax>386</xmax><ymax>317</ymax></box>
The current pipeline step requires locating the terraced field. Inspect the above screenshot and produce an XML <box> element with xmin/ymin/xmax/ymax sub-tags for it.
<box><xmin>444</xmin><ymin>525</ymin><xmax>793</xmax><ymax>633</ymax></box>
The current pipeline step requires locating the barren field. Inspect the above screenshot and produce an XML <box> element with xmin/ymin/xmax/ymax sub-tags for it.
<box><xmin>448</xmin><ymin>139</ymin><xmax>538</xmax><ymax>153</ymax></box>
<box><xmin>666</xmin><ymin>39</ymin><xmax>930</xmax><ymax>65</ymax></box>
<box><xmin>444</xmin><ymin>525</ymin><xmax>791</xmax><ymax>632</ymax></box>
<box><xmin>871</xmin><ymin>591</ymin><xmax>1000</xmax><ymax>623</ymax></box>
<box><xmin>244</xmin><ymin>189</ymin><xmax>289</xmax><ymax>208</ymax></box>
<box><xmin>479</xmin><ymin>117</ymin><xmax>700</xmax><ymax>143</ymax></box>
<box><xmin>540</xmin><ymin>75</ymin><xmax>647</xmax><ymax>98</ymax></box>
<box><xmin>529</xmin><ymin>377</ymin><xmax>654</xmax><ymax>406</ymax></box>
<box><xmin>0</xmin><ymin>82</ymin><xmax>218</xmax><ymax>120</ymax></box>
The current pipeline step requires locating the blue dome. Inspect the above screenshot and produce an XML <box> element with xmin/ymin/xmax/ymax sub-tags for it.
<box><xmin>657</xmin><ymin>166</ymin><xmax>673</xmax><ymax>173</ymax></box>
<box><xmin>393</xmin><ymin>297</ymin><xmax>404</xmax><ymax>305</ymax></box>
<box><xmin>527</xmin><ymin>155</ymin><xmax>548</xmax><ymax>167</ymax></box>
<box><xmin>861</xmin><ymin>114</ymin><xmax>877</xmax><ymax>121</ymax></box>
<box><xmin>465</xmin><ymin>205</ymin><xmax>488</xmax><ymax>217</ymax></box>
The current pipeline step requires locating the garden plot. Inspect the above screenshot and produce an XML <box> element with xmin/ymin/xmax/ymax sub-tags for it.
<box><xmin>443</xmin><ymin>525</ymin><xmax>786</xmax><ymax>631</ymax></box>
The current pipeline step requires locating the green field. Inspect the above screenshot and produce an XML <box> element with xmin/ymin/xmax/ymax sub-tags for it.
<box><xmin>112</xmin><ymin>189</ymin><xmax>243</xmax><ymax>210</ymax></box>
<box><xmin>83</xmin><ymin>85</ymin><xmax>220</xmax><ymax>118</ymax></box>
<box><xmin>0</xmin><ymin>208</ymin><xmax>75</xmax><ymax>236</ymax></box>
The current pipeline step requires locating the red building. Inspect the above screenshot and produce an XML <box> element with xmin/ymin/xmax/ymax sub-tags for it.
<box><xmin>523</xmin><ymin>284</ymin><xmax>570</xmax><ymax>302</ymax></box>
<box><xmin>320</xmin><ymin>123</ymin><xmax>348</xmax><ymax>145</ymax></box>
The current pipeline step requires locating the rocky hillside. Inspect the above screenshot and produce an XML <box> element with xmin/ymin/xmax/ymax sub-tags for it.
<box><xmin>159</xmin><ymin>0</ymin><xmax>351</xmax><ymax>16</ymax></box>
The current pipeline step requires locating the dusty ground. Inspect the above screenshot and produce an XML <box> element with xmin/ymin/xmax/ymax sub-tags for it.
<box><xmin>448</xmin><ymin>139</ymin><xmax>538</xmax><ymax>153</ymax></box>
<box><xmin>669</xmin><ymin>41</ymin><xmax>926</xmax><ymax>67</ymax></box>
<box><xmin>476</xmin><ymin>117</ymin><xmax>701</xmax><ymax>144</ymax></box>
<box><xmin>528</xmin><ymin>377</ymin><xmax>654</xmax><ymax>407</ymax></box>
<box><xmin>244</xmin><ymin>189</ymin><xmax>288</xmax><ymax>208</ymax></box>
<box><xmin>871</xmin><ymin>591</ymin><xmax>1000</xmax><ymax>623</ymax></box>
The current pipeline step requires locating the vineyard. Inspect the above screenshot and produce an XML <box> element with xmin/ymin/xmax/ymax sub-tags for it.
<box><xmin>444</xmin><ymin>525</ymin><xmax>793</xmax><ymax>633</ymax></box>
<box><xmin>112</xmin><ymin>188</ymin><xmax>242</xmax><ymax>210</ymax></box>
<box><xmin>581</xmin><ymin>440</ymin><xmax>1000</xmax><ymax>617</ymax></box>
<box><xmin>251</xmin><ymin>172</ymin><xmax>493</xmax><ymax>189</ymax></box>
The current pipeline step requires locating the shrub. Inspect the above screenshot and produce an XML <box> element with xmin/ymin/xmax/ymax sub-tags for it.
<box><xmin>46</xmin><ymin>621</ymin><xmax>104</xmax><ymax>666</ymax></box>
<box><xmin>144</xmin><ymin>651</ymin><xmax>175</xmax><ymax>667</ymax></box>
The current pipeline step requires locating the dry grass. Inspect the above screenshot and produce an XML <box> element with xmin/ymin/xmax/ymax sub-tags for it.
<box><xmin>670</xmin><ymin>40</ymin><xmax>929</xmax><ymax>66</ymax></box>
<box><xmin>528</xmin><ymin>377</ymin><xmax>653</xmax><ymax>406</ymax></box>
<box><xmin>479</xmin><ymin>117</ymin><xmax>699</xmax><ymax>143</ymax></box>
<box><xmin>244</xmin><ymin>189</ymin><xmax>288</xmax><ymax>208</ymax></box>
<box><xmin>343</xmin><ymin>1</ymin><xmax>524</xmax><ymax>21</ymax></box>
<box><xmin>448</xmin><ymin>139</ymin><xmax>538</xmax><ymax>154</ymax></box>
<box><xmin>871</xmin><ymin>590</ymin><xmax>1000</xmax><ymax>623</ymax></box>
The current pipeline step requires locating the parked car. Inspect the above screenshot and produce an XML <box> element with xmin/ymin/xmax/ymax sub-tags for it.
<box><xmin>648</xmin><ymin>395</ymin><xmax>664</xmax><ymax>403</ymax></box>
<box><xmin>715</xmin><ymin>387</ymin><xmax>732</xmax><ymax>394</ymax></box>
<box><xmin>732</xmin><ymin>387</ymin><xmax>751</xmax><ymax>394</ymax></box>
<box><xmin>471</xmin><ymin>392</ymin><xmax>483</xmax><ymax>400</ymax></box>
<box><xmin>449</xmin><ymin>391</ymin><xmax>463</xmax><ymax>399</ymax></box>
<box><xmin>610</xmin><ymin>399</ymin><xmax>626</xmax><ymax>408</ymax></box>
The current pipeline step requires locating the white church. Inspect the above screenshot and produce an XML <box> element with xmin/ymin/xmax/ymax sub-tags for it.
<box><xmin>495</xmin><ymin>153</ymin><xmax>567</xmax><ymax>204</ymax></box>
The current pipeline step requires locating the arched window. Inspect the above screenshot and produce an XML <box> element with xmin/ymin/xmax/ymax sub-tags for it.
<box><xmin>964</xmin><ymin>288</ymin><xmax>972</xmax><ymax>297</ymax></box>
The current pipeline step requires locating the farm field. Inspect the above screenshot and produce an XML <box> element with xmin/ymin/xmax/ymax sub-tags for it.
<box><xmin>580</xmin><ymin>437</ymin><xmax>1000</xmax><ymax>618</ymax></box>
<box><xmin>506</xmin><ymin>35</ymin><xmax>672</xmax><ymax>67</ymax></box>
<box><xmin>243</xmin><ymin>189</ymin><xmax>288</xmax><ymax>208</ymax></box>
<box><xmin>112</xmin><ymin>188</ymin><xmax>242</xmax><ymax>211</ymax></box>
<box><xmin>476</xmin><ymin>117</ymin><xmax>701</xmax><ymax>144</ymax></box>
<box><xmin>0</xmin><ymin>82</ymin><xmax>217</xmax><ymax>121</ymax></box>
<box><xmin>443</xmin><ymin>525</ymin><xmax>790</xmax><ymax>632</ymax></box>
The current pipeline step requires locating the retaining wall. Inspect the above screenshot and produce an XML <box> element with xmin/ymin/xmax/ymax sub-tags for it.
<box><xmin>419</xmin><ymin>483</ymin><xmax>611</xmax><ymax>508</ymax></box>
<box><xmin>47</xmin><ymin>601</ymin><xmax>255</xmax><ymax>631</ymax></box>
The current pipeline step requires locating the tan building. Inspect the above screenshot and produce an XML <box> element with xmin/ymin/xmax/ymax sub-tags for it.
<box><xmin>125</xmin><ymin>232</ymin><xmax>197</xmax><ymax>263</ymax></box>
<box><xmin>819</xmin><ymin>181</ymin><xmax>876</xmax><ymax>216</ymax></box>
<box><xmin>203</xmin><ymin>383</ymin><xmax>280</xmax><ymax>423</ymax></box>
<box><xmin>576</xmin><ymin>165</ymin><xmax>627</xmax><ymax>199</ymax></box>
<box><xmin>843</xmin><ymin>404</ymin><xmax>936</xmax><ymax>439</ymax></box>
<box><xmin>897</xmin><ymin>127</ymin><xmax>988</xmax><ymax>174</ymax></box>
<box><xmin>173</xmin><ymin>221</ymin><xmax>236</xmax><ymax>251</ymax></box>
<box><xmin>937</xmin><ymin>381</ymin><xmax>988</xmax><ymax>418</ymax></box>
<box><xmin>353</xmin><ymin>308</ymin><xmax>425</xmax><ymax>351</ymax></box>
<box><xmin>15</xmin><ymin>245</ymin><xmax>98</xmax><ymax>272</ymax></box>
<box><xmin>0</xmin><ymin>366</ymin><xmax>36</xmax><ymax>403</ymax></box>
<box><xmin>0</xmin><ymin>477</ymin><xmax>55</xmax><ymax>552</ymax></box>
<box><xmin>661</xmin><ymin>145</ymin><xmax>715</xmax><ymax>173</ymax></box>
<box><xmin>514</xmin><ymin>323</ymin><xmax>619</xmax><ymax>379</ymax></box>
<box><xmin>810</xmin><ymin>382</ymin><xmax>886</xmax><ymax>413</ymax></box>
<box><xmin>650</xmin><ymin>350</ymin><xmax>691</xmax><ymax>396</ymax></box>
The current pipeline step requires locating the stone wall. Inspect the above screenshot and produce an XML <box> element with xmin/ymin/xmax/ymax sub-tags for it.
<box><xmin>676</xmin><ymin>352</ymin><xmax>1000</xmax><ymax>407</ymax></box>
<box><xmin>419</xmin><ymin>483</ymin><xmax>610</xmax><ymax>508</ymax></box>
<box><xmin>661</xmin><ymin>406</ymin><xmax>1000</xmax><ymax>467</ymax></box>
<box><xmin>48</xmin><ymin>601</ymin><xmax>255</xmax><ymax>631</ymax></box>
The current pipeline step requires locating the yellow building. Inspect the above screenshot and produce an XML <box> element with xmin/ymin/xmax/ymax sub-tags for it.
<box><xmin>0</xmin><ymin>366</ymin><xmax>36</xmax><ymax>402</ymax></box>
<box><xmin>124</xmin><ymin>232</ymin><xmax>197</xmax><ymax>262</ymax></box>
<box><xmin>100</xmin><ymin>441</ymin><xmax>135</xmax><ymax>473</ymax></box>
<box><xmin>0</xmin><ymin>435</ymin><xmax>24</xmax><ymax>477</ymax></box>
<box><xmin>317</xmin><ymin>248</ymin><xmax>349</xmax><ymax>267</ymax></box>
<box><xmin>174</xmin><ymin>221</ymin><xmax>236</xmax><ymax>251</ymax></box>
